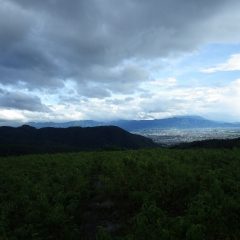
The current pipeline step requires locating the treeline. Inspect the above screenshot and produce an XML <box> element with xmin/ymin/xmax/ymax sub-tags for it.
<box><xmin>0</xmin><ymin>125</ymin><xmax>155</xmax><ymax>156</ymax></box>
<box><xmin>0</xmin><ymin>148</ymin><xmax>239</xmax><ymax>239</ymax></box>
<box><xmin>175</xmin><ymin>137</ymin><xmax>240</xmax><ymax>149</ymax></box>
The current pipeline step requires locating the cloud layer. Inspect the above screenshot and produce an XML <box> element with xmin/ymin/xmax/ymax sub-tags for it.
<box><xmin>1</xmin><ymin>0</ymin><xmax>240</xmax><ymax>121</ymax></box>
<box><xmin>0</xmin><ymin>88</ymin><xmax>50</xmax><ymax>112</ymax></box>
<box><xmin>202</xmin><ymin>54</ymin><xmax>240</xmax><ymax>73</ymax></box>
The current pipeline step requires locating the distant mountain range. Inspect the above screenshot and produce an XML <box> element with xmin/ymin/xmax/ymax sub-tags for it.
<box><xmin>27</xmin><ymin>116</ymin><xmax>240</xmax><ymax>131</ymax></box>
<box><xmin>0</xmin><ymin>125</ymin><xmax>155</xmax><ymax>156</ymax></box>
<box><xmin>28</xmin><ymin>120</ymin><xmax>104</xmax><ymax>129</ymax></box>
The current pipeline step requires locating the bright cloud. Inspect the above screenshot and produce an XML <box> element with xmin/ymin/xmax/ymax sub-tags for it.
<box><xmin>202</xmin><ymin>53</ymin><xmax>240</xmax><ymax>73</ymax></box>
<box><xmin>1</xmin><ymin>77</ymin><xmax>240</xmax><ymax>123</ymax></box>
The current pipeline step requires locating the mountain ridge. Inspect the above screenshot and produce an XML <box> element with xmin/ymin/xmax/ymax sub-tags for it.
<box><xmin>26</xmin><ymin>116</ymin><xmax>240</xmax><ymax>131</ymax></box>
<box><xmin>0</xmin><ymin>125</ymin><xmax>155</xmax><ymax>156</ymax></box>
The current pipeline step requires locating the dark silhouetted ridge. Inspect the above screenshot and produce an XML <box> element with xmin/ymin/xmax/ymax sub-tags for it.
<box><xmin>175</xmin><ymin>137</ymin><xmax>240</xmax><ymax>149</ymax></box>
<box><xmin>0</xmin><ymin>125</ymin><xmax>155</xmax><ymax>156</ymax></box>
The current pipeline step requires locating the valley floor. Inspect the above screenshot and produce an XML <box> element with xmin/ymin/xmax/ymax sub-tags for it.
<box><xmin>135</xmin><ymin>127</ymin><xmax>240</xmax><ymax>146</ymax></box>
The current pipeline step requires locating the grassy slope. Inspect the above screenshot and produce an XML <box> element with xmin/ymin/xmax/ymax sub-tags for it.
<box><xmin>0</xmin><ymin>148</ymin><xmax>239</xmax><ymax>240</ymax></box>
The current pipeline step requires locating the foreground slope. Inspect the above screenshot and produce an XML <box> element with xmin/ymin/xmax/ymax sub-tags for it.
<box><xmin>0</xmin><ymin>125</ymin><xmax>155</xmax><ymax>156</ymax></box>
<box><xmin>0</xmin><ymin>148</ymin><xmax>239</xmax><ymax>239</ymax></box>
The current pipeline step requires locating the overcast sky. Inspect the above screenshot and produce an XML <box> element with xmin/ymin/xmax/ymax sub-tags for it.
<box><xmin>1</xmin><ymin>0</ymin><xmax>240</xmax><ymax>123</ymax></box>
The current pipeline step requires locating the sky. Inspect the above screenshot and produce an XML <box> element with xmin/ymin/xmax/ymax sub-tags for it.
<box><xmin>1</xmin><ymin>0</ymin><xmax>240</xmax><ymax>124</ymax></box>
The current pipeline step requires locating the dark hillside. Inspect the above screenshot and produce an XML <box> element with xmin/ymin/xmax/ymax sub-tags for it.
<box><xmin>0</xmin><ymin>125</ymin><xmax>155</xmax><ymax>156</ymax></box>
<box><xmin>175</xmin><ymin>137</ymin><xmax>240</xmax><ymax>149</ymax></box>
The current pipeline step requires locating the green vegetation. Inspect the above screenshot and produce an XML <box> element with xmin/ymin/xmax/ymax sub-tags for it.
<box><xmin>0</xmin><ymin>148</ymin><xmax>239</xmax><ymax>239</ymax></box>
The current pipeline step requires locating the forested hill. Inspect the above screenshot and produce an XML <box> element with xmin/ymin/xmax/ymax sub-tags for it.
<box><xmin>175</xmin><ymin>137</ymin><xmax>240</xmax><ymax>149</ymax></box>
<box><xmin>0</xmin><ymin>125</ymin><xmax>155</xmax><ymax>156</ymax></box>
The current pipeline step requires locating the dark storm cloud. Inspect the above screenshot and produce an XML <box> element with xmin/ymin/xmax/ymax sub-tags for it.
<box><xmin>0</xmin><ymin>0</ymin><xmax>239</xmax><ymax>96</ymax></box>
<box><xmin>0</xmin><ymin>89</ymin><xmax>50</xmax><ymax>112</ymax></box>
<box><xmin>0</xmin><ymin>1</ymin><xmax>32</xmax><ymax>50</ymax></box>
<box><xmin>81</xmin><ymin>65</ymin><xmax>149</xmax><ymax>95</ymax></box>
<box><xmin>0</xmin><ymin>1</ymin><xmax>63</xmax><ymax>88</ymax></box>
<box><xmin>77</xmin><ymin>83</ymin><xmax>111</xmax><ymax>98</ymax></box>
